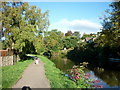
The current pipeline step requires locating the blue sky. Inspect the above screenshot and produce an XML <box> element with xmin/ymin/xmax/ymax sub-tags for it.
<box><xmin>29</xmin><ymin>2</ymin><xmax>111</xmax><ymax>34</ymax></box>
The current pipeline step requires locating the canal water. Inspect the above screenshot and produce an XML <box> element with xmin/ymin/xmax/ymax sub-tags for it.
<box><xmin>50</xmin><ymin>56</ymin><xmax>120</xmax><ymax>88</ymax></box>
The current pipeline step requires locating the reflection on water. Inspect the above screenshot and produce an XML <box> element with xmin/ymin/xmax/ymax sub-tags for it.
<box><xmin>50</xmin><ymin>56</ymin><xmax>120</xmax><ymax>88</ymax></box>
<box><xmin>84</xmin><ymin>69</ymin><xmax>120</xmax><ymax>88</ymax></box>
<box><xmin>51</xmin><ymin>56</ymin><xmax>75</xmax><ymax>72</ymax></box>
<box><xmin>92</xmin><ymin>69</ymin><xmax>120</xmax><ymax>87</ymax></box>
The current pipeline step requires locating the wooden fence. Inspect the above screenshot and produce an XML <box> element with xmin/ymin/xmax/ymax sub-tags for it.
<box><xmin>0</xmin><ymin>49</ymin><xmax>13</xmax><ymax>56</ymax></box>
<box><xmin>0</xmin><ymin>49</ymin><xmax>20</xmax><ymax>67</ymax></box>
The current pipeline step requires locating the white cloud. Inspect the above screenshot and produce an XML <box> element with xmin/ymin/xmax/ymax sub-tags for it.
<box><xmin>49</xmin><ymin>19</ymin><xmax>102</xmax><ymax>35</ymax></box>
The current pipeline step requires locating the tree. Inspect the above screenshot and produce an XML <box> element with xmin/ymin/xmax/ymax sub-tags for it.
<box><xmin>97</xmin><ymin>2</ymin><xmax>120</xmax><ymax>47</ymax></box>
<box><xmin>65</xmin><ymin>31</ymin><xmax>73</xmax><ymax>36</ymax></box>
<box><xmin>67</xmin><ymin>1</ymin><xmax>120</xmax><ymax>68</ymax></box>
<box><xmin>44</xmin><ymin>29</ymin><xmax>64</xmax><ymax>51</ymax></box>
<box><xmin>62</xmin><ymin>36</ymin><xmax>78</xmax><ymax>49</ymax></box>
<box><xmin>33</xmin><ymin>35</ymin><xmax>45</xmax><ymax>54</ymax></box>
<box><xmin>81</xmin><ymin>33</ymin><xmax>96</xmax><ymax>40</ymax></box>
<box><xmin>109</xmin><ymin>2</ymin><xmax>120</xmax><ymax>48</ymax></box>
<box><xmin>95</xmin><ymin>1</ymin><xmax>120</xmax><ymax>58</ymax></box>
<box><xmin>1</xmin><ymin>2</ymin><xmax>49</xmax><ymax>57</ymax></box>
<box><xmin>73</xmin><ymin>31</ymin><xmax>81</xmax><ymax>39</ymax></box>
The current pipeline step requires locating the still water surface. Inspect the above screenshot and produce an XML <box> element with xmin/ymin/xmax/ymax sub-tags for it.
<box><xmin>50</xmin><ymin>56</ymin><xmax>120</xmax><ymax>88</ymax></box>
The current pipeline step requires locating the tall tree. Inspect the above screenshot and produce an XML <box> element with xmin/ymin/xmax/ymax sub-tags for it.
<box><xmin>98</xmin><ymin>1</ymin><xmax>120</xmax><ymax>48</ymax></box>
<box><xmin>1</xmin><ymin>2</ymin><xmax>49</xmax><ymax>56</ymax></box>
<box><xmin>95</xmin><ymin>1</ymin><xmax>120</xmax><ymax>58</ymax></box>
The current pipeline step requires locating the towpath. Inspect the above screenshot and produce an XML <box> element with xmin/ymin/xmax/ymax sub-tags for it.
<box><xmin>12</xmin><ymin>58</ymin><xmax>50</xmax><ymax>88</ymax></box>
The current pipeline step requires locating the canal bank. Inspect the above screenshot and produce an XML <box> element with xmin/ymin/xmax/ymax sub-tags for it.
<box><xmin>50</xmin><ymin>55</ymin><xmax>120</xmax><ymax>88</ymax></box>
<box><xmin>37</xmin><ymin>55</ymin><xmax>91</xmax><ymax>88</ymax></box>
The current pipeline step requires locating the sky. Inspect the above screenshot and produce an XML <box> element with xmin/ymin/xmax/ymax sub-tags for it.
<box><xmin>29</xmin><ymin>2</ymin><xmax>112</xmax><ymax>35</ymax></box>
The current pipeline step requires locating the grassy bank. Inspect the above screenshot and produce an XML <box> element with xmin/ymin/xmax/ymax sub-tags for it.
<box><xmin>37</xmin><ymin>55</ymin><xmax>91</xmax><ymax>88</ymax></box>
<box><xmin>2</xmin><ymin>59</ymin><xmax>33</xmax><ymax>88</ymax></box>
<box><xmin>37</xmin><ymin>55</ymin><xmax>77</xmax><ymax>88</ymax></box>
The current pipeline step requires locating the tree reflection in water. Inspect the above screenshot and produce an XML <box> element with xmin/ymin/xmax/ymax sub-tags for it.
<box><xmin>93</xmin><ymin>69</ymin><xmax>120</xmax><ymax>87</ymax></box>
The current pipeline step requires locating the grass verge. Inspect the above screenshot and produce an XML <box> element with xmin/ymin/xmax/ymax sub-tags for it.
<box><xmin>2</xmin><ymin>59</ymin><xmax>33</xmax><ymax>88</ymax></box>
<box><xmin>37</xmin><ymin>55</ymin><xmax>78</xmax><ymax>88</ymax></box>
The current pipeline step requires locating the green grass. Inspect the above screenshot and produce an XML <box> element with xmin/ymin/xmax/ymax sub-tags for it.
<box><xmin>0</xmin><ymin>67</ymin><xmax>2</xmax><ymax>89</ymax></box>
<box><xmin>37</xmin><ymin>55</ymin><xmax>78</xmax><ymax>88</ymax></box>
<box><xmin>2</xmin><ymin>59</ymin><xmax>33</xmax><ymax>88</ymax></box>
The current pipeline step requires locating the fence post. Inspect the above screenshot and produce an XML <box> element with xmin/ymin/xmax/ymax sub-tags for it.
<box><xmin>13</xmin><ymin>54</ymin><xmax>17</xmax><ymax>65</ymax></box>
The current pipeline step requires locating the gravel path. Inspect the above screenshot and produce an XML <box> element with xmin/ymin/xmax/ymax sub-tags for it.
<box><xmin>12</xmin><ymin>59</ymin><xmax>50</xmax><ymax>88</ymax></box>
